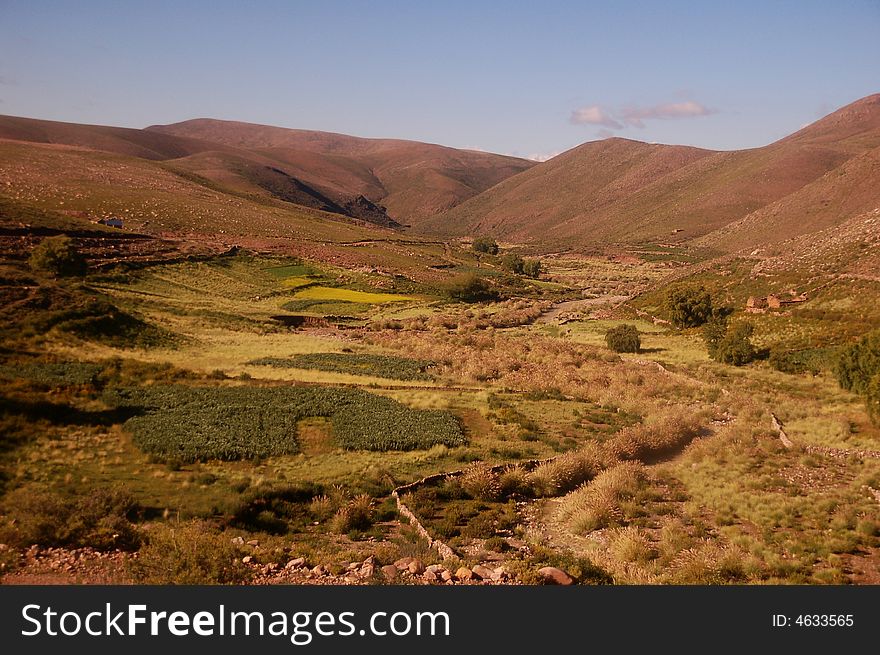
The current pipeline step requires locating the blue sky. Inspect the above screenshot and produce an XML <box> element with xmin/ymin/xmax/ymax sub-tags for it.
<box><xmin>1</xmin><ymin>1</ymin><xmax>878</xmax><ymax>159</ymax></box>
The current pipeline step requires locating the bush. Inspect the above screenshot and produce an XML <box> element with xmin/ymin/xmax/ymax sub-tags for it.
<box><xmin>701</xmin><ymin>307</ymin><xmax>733</xmax><ymax>358</ymax></box>
<box><xmin>28</xmin><ymin>236</ymin><xmax>87</xmax><ymax>277</ymax></box>
<box><xmin>665</xmin><ymin>285</ymin><xmax>713</xmax><ymax>328</ymax></box>
<box><xmin>867</xmin><ymin>374</ymin><xmax>880</xmax><ymax>425</ymax></box>
<box><xmin>129</xmin><ymin>521</ymin><xmax>249</xmax><ymax>584</ymax></box>
<box><xmin>713</xmin><ymin>323</ymin><xmax>757</xmax><ymax>366</ymax></box>
<box><xmin>500</xmin><ymin>254</ymin><xmax>525</xmax><ymax>274</ymax></box>
<box><xmin>605</xmin><ymin>324</ymin><xmax>641</xmax><ymax>353</ymax></box>
<box><xmin>472</xmin><ymin>237</ymin><xmax>499</xmax><ymax>255</ymax></box>
<box><xmin>835</xmin><ymin>329</ymin><xmax>880</xmax><ymax>396</ymax></box>
<box><xmin>446</xmin><ymin>273</ymin><xmax>499</xmax><ymax>303</ymax></box>
<box><xmin>459</xmin><ymin>464</ymin><xmax>502</xmax><ymax>501</ymax></box>
<box><xmin>836</xmin><ymin>330</ymin><xmax>880</xmax><ymax>425</ymax></box>
<box><xmin>0</xmin><ymin>485</ymin><xmax>141</xmax><ymax>551</ymax></box>
<box><xmin>522</xmin><ymin>258</ymin><xmax>542</xmax><ymax>279</ymax></box>
<box><xmin>330</xmin><ymin>494</ymin><xmax>374</xmax><ymax>534</ymax></box>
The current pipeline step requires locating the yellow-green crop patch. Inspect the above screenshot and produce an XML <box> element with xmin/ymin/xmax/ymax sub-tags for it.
<box><xmin>280</xmin><ymin>276</ymin><xmax>318</xmax><ymax>289</ymax></box>
<box><xmin>292</xmin><ymin>286</ymin><xmax>418</xmax><ymax>304</ymax></box>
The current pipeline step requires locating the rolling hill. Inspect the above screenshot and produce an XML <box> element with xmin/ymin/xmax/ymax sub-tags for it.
<box><xmin>147</xmin><ymin>118</ymin><xmax>534</xmax><ymax>223</ymax></box>
<box><xmin>417</xmin><ymin>94</ymin><xmax>880</xmax><ymax>251</ymax></box>
<box><xmin>0</xmin><ymin>114</ymin><xmax>534</xmax><ymax>227</ymax></box>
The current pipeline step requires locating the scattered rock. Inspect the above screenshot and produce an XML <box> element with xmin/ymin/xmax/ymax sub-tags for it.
<box><xmin>471</xmin><ymin>564</ymin><xmax>495</xmax><ymax>581</ymax></box>
<box><xmin>441</xmin><ymin>570</ymin><xmax>453</xmax><ymax>582</ymax></box>
<box><xmin>360</xmin><ymin>563</ymin><xmax>375</xmax><ymax>579</ymax></box>
<box><xmin>423</xmin><ymin>570</ymin><xmax>438</xmax><ymax>583</ymax></box>
<box><xmin>381</xmin><ymin>564</ymin><xmax>399</xmax><ymax>581</ymax></box>
<box><xmin>407</xmin><ymin>559</ymin><xmax>426</xmax><ymax>575</ymax></box>
<box><xmin>537</xmin><ymin>566</ymin><xmax>574</xmax><ymax>586</ymax></box>
<box><xmin>230</xmin><ymin>536</ymin><xmax>245</xmax><ymax>546</ymax></box>
<box><xmin>311</xmin><ymin>564</ymin><xmax>325</xmax><ymax>577</ymax></box>
<box><xmin>455</xmin><ymin>567</ymin><xmax>473</xmax><ymax>582</ymax></box>
<box><xmin>242</xmin><ymin>555</ymin><xmax>253</xmax><ymax>564</ymax></box>
<box><xmin>394</xmin><ymin>557</ymin><xmax>414</xmax><ymax>571</ymax></box>
<box><xmin>246</xmin><ymin>539</ymin><xmax>260</xmax><ymax>547</ymax></box>
<box><xmin>285</xmin><ymin>557</ymin><xmax>305</xmax><ymax>569</ymax></box>
<box><xmin>426</xmin><ymin>564</ymin><xmax>445</xmax><ymax>574</ymax></box>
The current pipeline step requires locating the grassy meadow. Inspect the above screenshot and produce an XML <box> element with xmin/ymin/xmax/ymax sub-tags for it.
<box><xmin>0</xmin><ymin>241</ymin><xmax>878</xmax><ymax>585</ymax></box>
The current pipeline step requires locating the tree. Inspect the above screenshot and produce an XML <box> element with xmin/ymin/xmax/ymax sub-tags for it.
<box><xmin>522</xmin><ymin>258</ymin><xmax>542</xmax><ymax>279</ymax></box>
<box><xmin>665</xmin><ymin>285</ymin><xmax>713</xmax><ymax>328</ymax></box>
<box><xmin>835</xmin><ymin>329</ymin><xmax>880</xmax><ymax>395</ymax></box>
<box><xmin>701</xmin><ymin>306</ymin><xmax>734</xmax><ymax>359</ymax></box>
<box><xmin>605</xmin><ymin>324</ymin><xmax>641</xmax><ymax>353</ymax></box>
<box><xmin>446</xmin><ymin>273</ymin><xmax>499</xmax><ymax>303</ymax></box>
<box><xmin>500</xmin><ymin>253</ymin><xmax>525</xmax><ymax>274</ymax></box>
<box><xmin>28</xmin><ymin>235</ymin><xmax>87</xmax><ymax>277</ymax></box>
<box><xmin>472</xmin><ymin>237</ymin><xmax>499</xmax><ymax>255</ymax></box>
<box><xmin>713</xmin><ymin>322</ymin><xmax>756</xmax><ymax>366</ymax></box>
<box><xmin>835</xmin><ymin>329</ymin><xmax>880</xmax><ymax>426</ymax></box>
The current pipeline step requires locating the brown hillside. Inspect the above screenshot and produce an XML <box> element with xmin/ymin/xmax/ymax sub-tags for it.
<box><xmin>418</xmin><ymin>94</ymin><xmax>880</xmax><ymax>248</ymax></box>
<box><xmin>147</xmin><ymin>118</ymin><xmax>534</xmax><ymax>223</ymax></box>
<box><xmin>698</xmin><ymin>143</ymin><xmax>880</xmax><ymax>253</ymax></box>
<box><xmin>0</xmin><ymin>114</ymin><xmax>532</xmax><ymax>226</ymax></box>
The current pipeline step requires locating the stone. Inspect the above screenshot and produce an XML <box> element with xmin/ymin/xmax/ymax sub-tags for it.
<box><xmin>394</xmin><ymin>557</ymin><xmax>414</xmax><ymax>571</ymax></box>
<box><xmin>246</xmin><ymin>539</ymin><xmax>260</xmax><ymax>547</ymax></box>
<box><xmin>537</xmin><ymin>566</ymin><xmax>574</xmax><ymax>586</ymax></box>
<box><xmin>285</xmin><ymin>557</ymin><xmax>305</xmax><ymax>569</ymax></box>
<box><xmin>426</xmin><ymin>564</ymin><xmax>445</xmax><ymax>574</ymax></box>
<box><xmin>471</xmin><ymin>564</ymin><xmax>495</xmax><ymax>581</ymax></box>
<box><xmin>440</xmin><ymin>570</ymin><xmax>453</xmax><ymax>582</ymax></box>
<box><xmin>360</xmin><ymin>563</ymin><xmax>375</xmax><ymax>579</ymax></box>
<box><xmin>455</xmin><ymin>566</ymin><xmax>473</xmax><ymax>581</ymax></box>
<box><xmin>311</xmin><ymin>564</ymin><xmax>325</xmax><ymax>576</ymax></box>
<box><xmin>381</xmin><ymin>564</ymin><xmax>399</xmax><ymax>581</ymax></box>
<box><xmin>407</xmin><ymin>559</ymin><xmax>426</xmax><ymax>575</ymax></box>
<box><xmin>230</xmin><ymin>536</ymin><xmax>245</xmax><ymax>546</ymax></box>
<box><xmin>242</xmin><ymin>555</ymin><xmax>253</xmax><ymax>564</ymax></box>
<box><xmin>422</xmin><ymin>570</ymin><xmax>438</xmax><ymax>583</ymax></box>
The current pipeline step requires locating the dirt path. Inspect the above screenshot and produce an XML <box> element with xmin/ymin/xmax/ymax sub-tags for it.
<box><xmin>536</xmin><ymin>295</ymin><xmax>630</xmax><ymax>324</ymax></box>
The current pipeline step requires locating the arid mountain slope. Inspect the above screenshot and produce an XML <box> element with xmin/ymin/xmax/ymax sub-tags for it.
<box><xmin>0</xmin><ymin>114</ymin><xmax>533</xmax><ymax>227</ymax></box>
<box><xmin>419</xmin><ymin>94</ymin><xmax>880</xmax><ymax>249</ymax></box>
<box><xmin>147</xmin><ymin>118</ymin><xmax>535</xmax><ymax>223</ymax></box>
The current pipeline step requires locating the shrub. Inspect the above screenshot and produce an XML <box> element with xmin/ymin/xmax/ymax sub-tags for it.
<box><xmin>713</xmin><ymin>322</ymin><xmax>757</xmax><ymax>366</ymax></box>
<box><xmin>701</xmin><ymin>307</ymin><xmax>733</xmax><ymax>358</ymax></box>
<box><xmin>330</xmin><ymin>494</ymin><xmax>374</xmax><ymax>534</ymax></box>
<box><xmin>0</xmin><ymin>485</ymin><xmax>141</xmax><ymax>551</ymax></box>
<box><xmin>522</xmin><ymin>258</ymin><xmax>542</xmax><ymax>279</ymax></box>
<box><xmin>867</xmin><ymin>374</ymin><xmax>880</xmax><ymax>425</ymax></box>
<box><xmin>129</xmin><ymin>521</ymin><xmax>249</xmax><ymax>584</ymax></box>
<box><xmin>500</xmin><ymin>254</ymin><xmax>525</xmax><ymax>274</ymax></box>
<box><xmin>835</xmin><ymin>329</ymin><xmax>880</xmax><ymax>396</ymax></box>
<box><xmin>459</xmin><ymin>464</ymin><xmax>502</xmax><ymax>501</ymax></box>
<box><xmin>557</xmin><ymin>462</ymin><xmax>652</xmax><ymax>533</ymax></box>
<box><xmin>605</xmin><ymin>324</ymin><xmax>641</xmax><ymax>353</ymax></box>
<box><xmin>28</xmin><ymin>236</ymin><xmax>87</xmax><ymax>277</ymax></box>
<box><xmin>665</xmin><ymin>285</ymin><xmax>713</xmax><ymax>328</ymax></box>
<box><xmin>446</xmin><ymin>273</ymin><xmax>499</xmax><ymax>303</ymax></box>
<box><xmin>472</xmin><ymin>237</ymin><xmax>499</xmax><ymax>255</ymax></box>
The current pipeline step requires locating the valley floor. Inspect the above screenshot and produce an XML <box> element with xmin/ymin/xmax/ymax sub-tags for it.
<box><xmin>1</xmin><ymin>238</ymin><xmax>878</xmax><ymax>585</ymax></box>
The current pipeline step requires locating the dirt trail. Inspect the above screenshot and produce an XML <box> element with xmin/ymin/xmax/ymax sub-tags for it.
<box><xmin>536</xmin><ymin>295</ymin><xmax>630</xmax><ymax>324</ymax></box>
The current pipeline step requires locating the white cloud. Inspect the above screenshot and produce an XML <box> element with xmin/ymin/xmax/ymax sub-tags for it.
<box><xmin>620</xmin><ymin>100</ymin><xmax>714</xmax><ymax>128</ymax></box>
<box><xmin>569</xmin><ymin>105</ymin><xmax>623</xmax><ymax>129</ymax></box>
<box><xmin>571</xmin><ymin>98</ymin><xmax>716</xmax><ymax>131</ymax></box>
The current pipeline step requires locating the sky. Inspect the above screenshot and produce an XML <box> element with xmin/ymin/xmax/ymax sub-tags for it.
<box><xmin>1</xmin><ymin>0</ymin><xmax>879</xmax><ymax>160</ymax></box>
